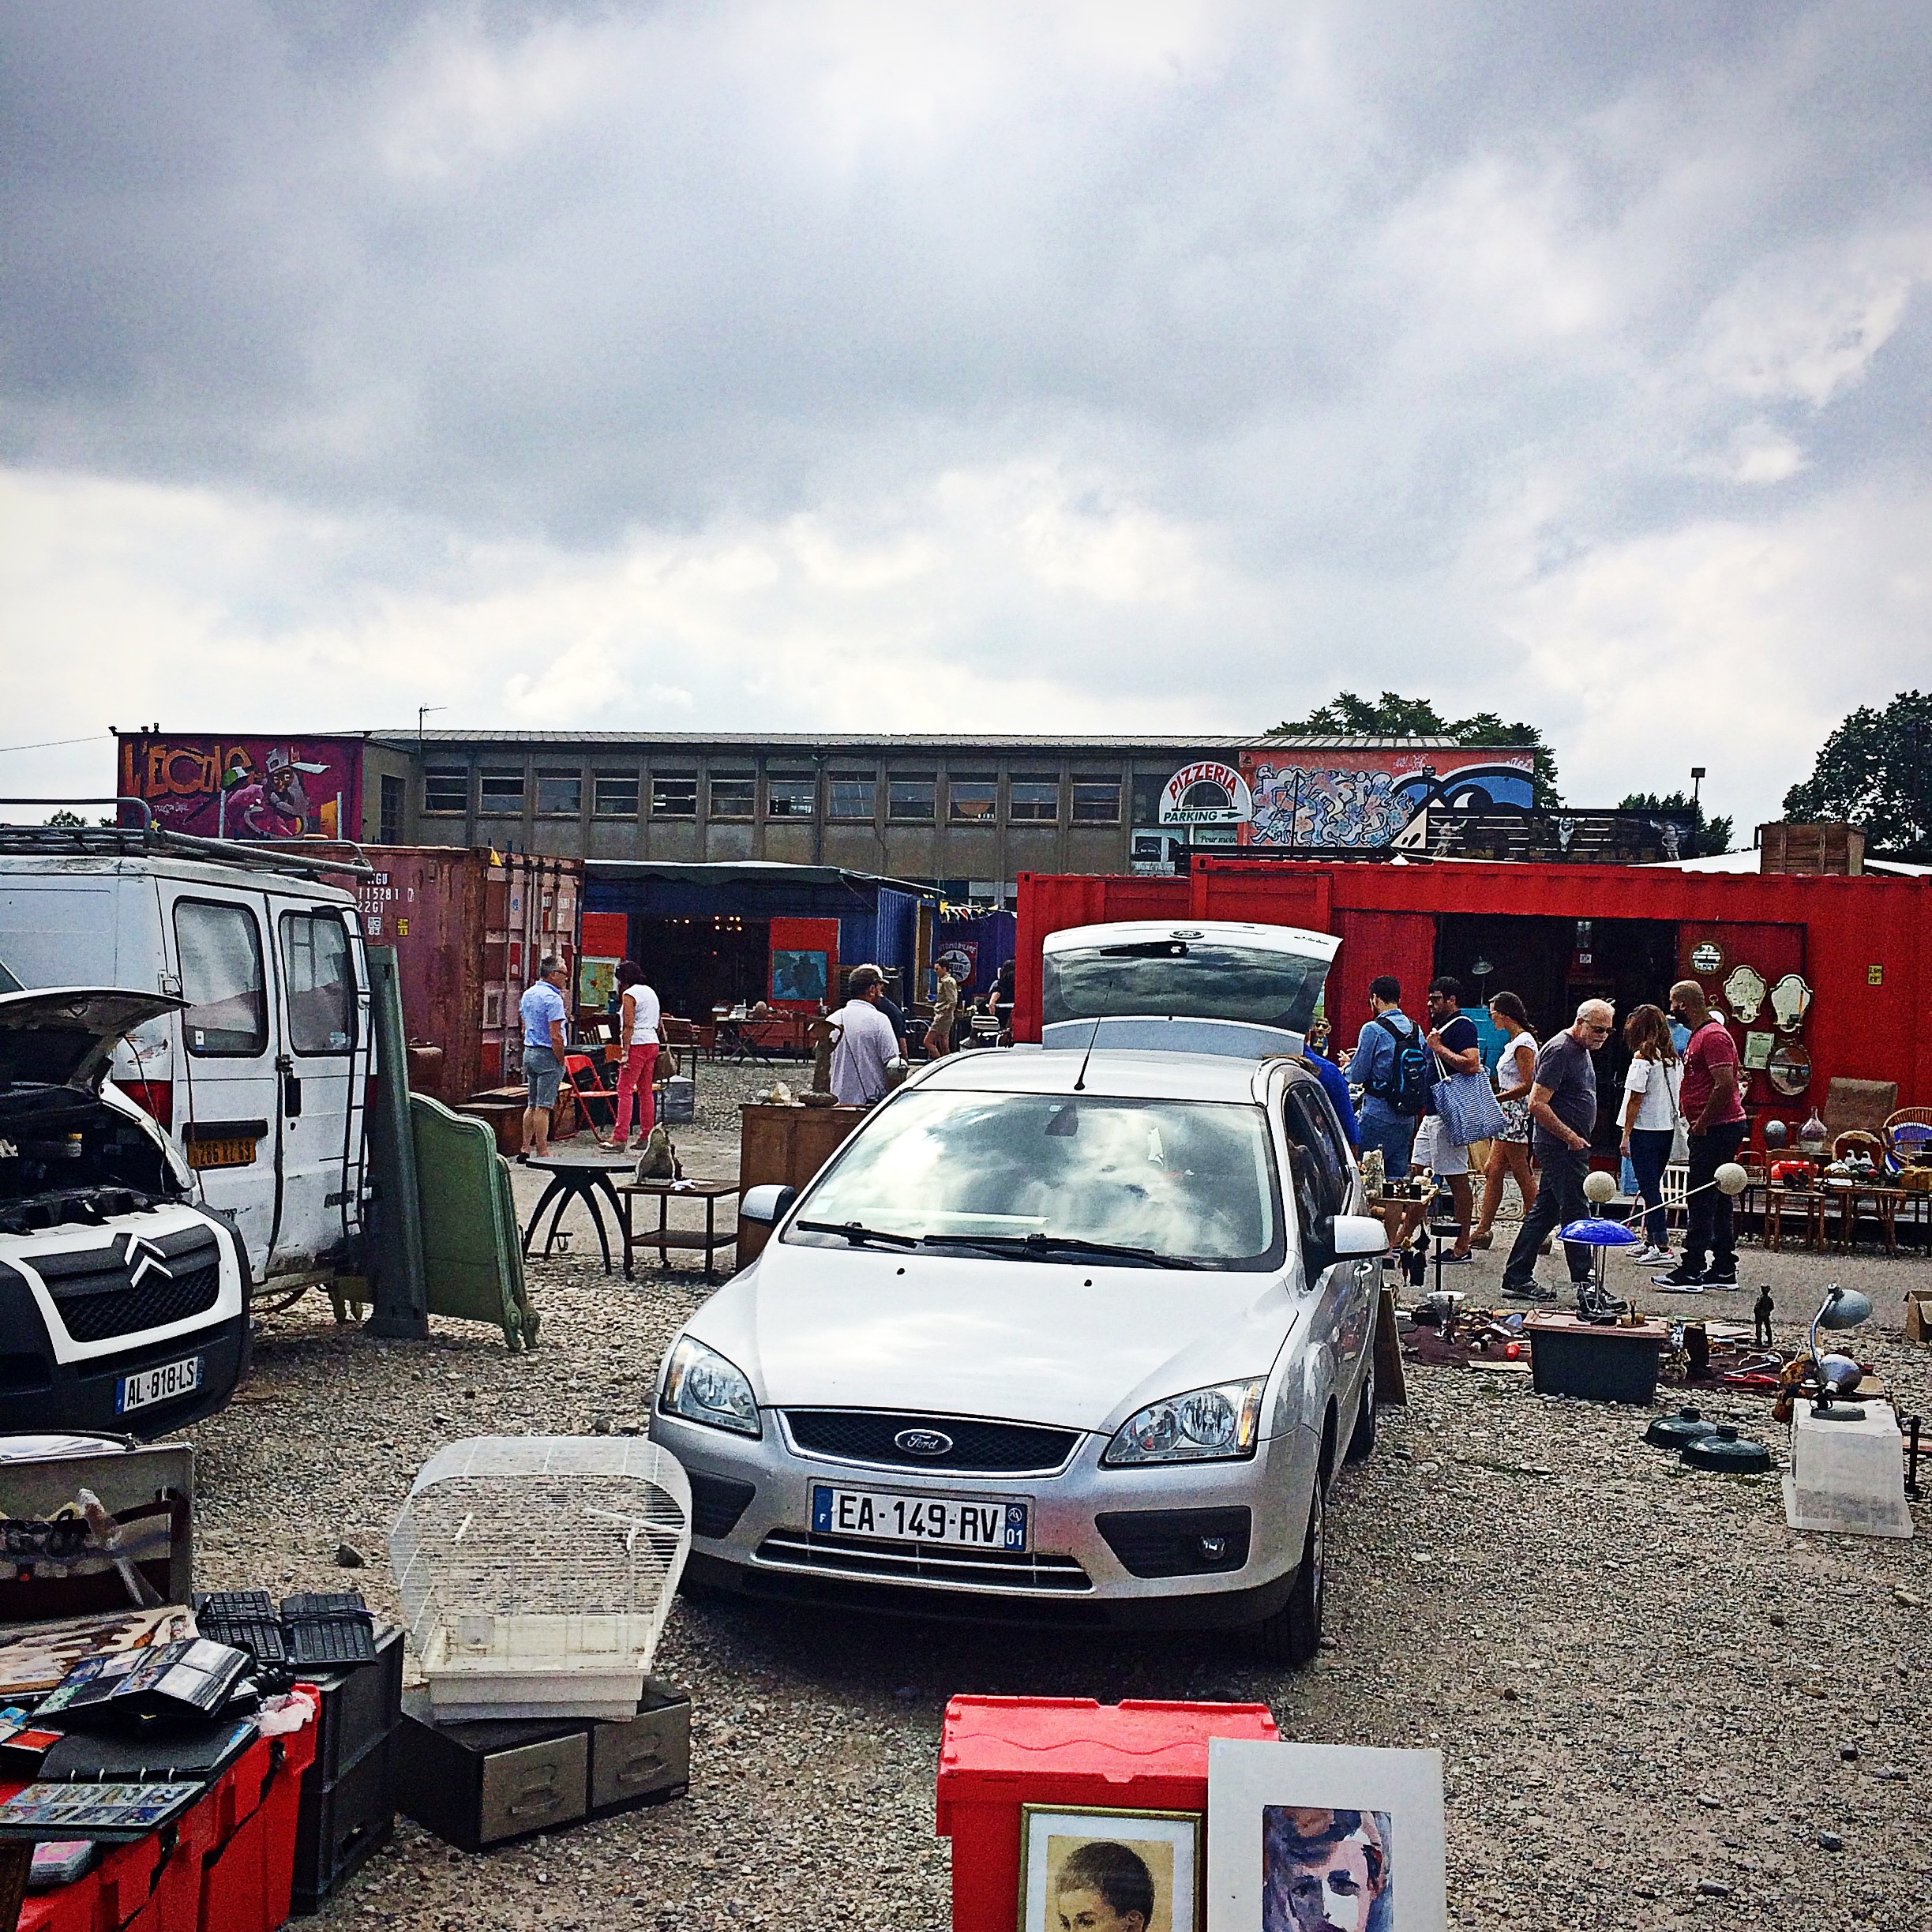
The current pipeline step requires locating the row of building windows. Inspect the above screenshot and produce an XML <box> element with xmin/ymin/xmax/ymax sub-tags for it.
<box><xmin>422</xmin><ymin>770</ymin><xmax>1124</xmax><ymax>826</ymax></box>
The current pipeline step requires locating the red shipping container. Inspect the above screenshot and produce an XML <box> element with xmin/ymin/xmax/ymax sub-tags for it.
<box><xmin>936</xmin><ymin>1697</ymin><xmax>1277</xmax><ymax>1932</ymax></box>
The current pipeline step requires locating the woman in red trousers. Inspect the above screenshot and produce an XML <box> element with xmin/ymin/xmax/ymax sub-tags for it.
<box><xmin>602</xmin><ymin>958</ymin><xmax>662</xmax><ymax>1151</ymax></box>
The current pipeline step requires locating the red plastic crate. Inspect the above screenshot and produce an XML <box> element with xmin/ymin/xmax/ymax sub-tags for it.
<box><xmin>936</xmin><ymin>1697</ymin><xmax>1278</xmax><ymax>1931</ymax></box>
<box><xmin>198</xmin><ymin>1688</ymin><xmax>320</xmax><ymax>1932</ymax></box>
<box><xmin>9</xmin><ymin>1686</ymin><xmax>320</xmax><ymax>1932</ymax></box>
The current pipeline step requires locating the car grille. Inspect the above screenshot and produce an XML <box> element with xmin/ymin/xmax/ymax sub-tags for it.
<box><xmin>755</xmin><ymin>1529</ymin><xmax>1093</xmax><ymax>1593</ymax></box>
<box><xmin>35</xmin><ymin>1229</ymin><xmax>225</xmax><ymax>1345</ymax></box>
<box><xmin>782</xmin><ymin>1409</ymin><xmax>1080</xmax><ymax>1475</ymax></box>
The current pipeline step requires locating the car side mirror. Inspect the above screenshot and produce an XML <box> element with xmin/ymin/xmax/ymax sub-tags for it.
<box><xmin>1330</xmin><ymin>1213</ymin><xmax>1389</xmax><ymax>1257</ymax></box>
<box><xmin>740</xmin><ymin>1184</ymin><xmax>797</xmax><ymax>1228</ymax></box>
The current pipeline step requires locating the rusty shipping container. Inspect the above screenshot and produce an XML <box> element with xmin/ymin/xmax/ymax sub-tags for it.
<box><xmin>326</xmin><ymin>846</ymin><xmax>583</xmax><ymax>1104</ymax></box>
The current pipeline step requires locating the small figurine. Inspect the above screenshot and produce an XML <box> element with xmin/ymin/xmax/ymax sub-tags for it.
<box><xmin>1754</xmin><ymin>1285</ymin><xmax>1775</xmax><ymax>1347</ymax></box>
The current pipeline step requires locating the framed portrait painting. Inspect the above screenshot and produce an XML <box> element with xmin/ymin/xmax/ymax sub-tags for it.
<box><xmin>1206</xmin><ymin>1740</ymin><xmax>1445</xmax><ymax>1932</ymax></box>
<box><xmin>1019</xmin><ymin>1805</ymin><xmax>1202</xmax><ymax>1932</ymax></box>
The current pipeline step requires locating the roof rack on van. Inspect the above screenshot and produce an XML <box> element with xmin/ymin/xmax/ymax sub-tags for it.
<box><xmin>0</xmin><ymin>800</ymin><xmax>376</xmax><ymax>880</ymax></box>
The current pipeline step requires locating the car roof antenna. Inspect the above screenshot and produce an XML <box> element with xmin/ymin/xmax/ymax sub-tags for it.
<box><xmin>1072</xmin><ymin>1017</ymin><xmax>1103</xmax><ymax>1093</ymax></box>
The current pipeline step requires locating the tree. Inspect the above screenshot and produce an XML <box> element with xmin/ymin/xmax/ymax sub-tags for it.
<box><xmin>1618</xmin><ymin>790</ymin><xmax>1732</xmax><ymax>858</ymax></box>
<box><xmin>42</xmin><ymin>809</ymin><xmax>85</xmax><ymax>828</ymax></box>
<box><xmin>1782</xmin><ymin>690</ymin><xmax>1932</xmax><ymax>858</ymax></box>
<box><xmin>1269</xmin><ymin>691</ymin><xmax>1562</xmax><ymax>803</ymax></box>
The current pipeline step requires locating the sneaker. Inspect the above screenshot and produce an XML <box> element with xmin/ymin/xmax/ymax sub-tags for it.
<box><xmin>1630</xmin><ymin>1244</ymin><xmax>1672</xmax><ymax>1265</ymax></box>
<box><xmin>1702</xmin><ymin>1266</ymin><xmax>1738</xmax><ymax>1288</ymax></box>
<box><xmin>1502</xmin><ymin>1281</ymin><xmax>1559</xmax><ymax>1303</ymax></box>
<box><xmin>1439</xmin><ymin>1252</ymin><xmax>1475</xmax><ymax>1266</ymax></box>
<box><xmin>1653</xmin><ymin>1266</ymin><xmax>1705</xmax><ymax>1290</ymax></box>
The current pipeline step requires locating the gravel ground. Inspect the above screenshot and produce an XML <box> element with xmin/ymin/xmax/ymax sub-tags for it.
<box><xmin>178</xmin><ymin>1067</ymin><xmax>1932</xmax><ymax>1930</ymax></box>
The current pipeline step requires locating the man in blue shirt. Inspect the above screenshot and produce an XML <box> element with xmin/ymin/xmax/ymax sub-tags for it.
<box><xmin>519</xmin><ymin>955</ymin><xmax>571</xmax><ymax>1161</ymax></box>
<box><xmin>1348</xmin><ymin>975</ymin><xmax>1421</xmax><ymax>1176</ymax></box>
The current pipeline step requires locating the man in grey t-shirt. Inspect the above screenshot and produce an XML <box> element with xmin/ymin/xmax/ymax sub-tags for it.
<box><xmin>1501</xmin><ymin>998</ymin><xmax>1615</xmax><ymax>1303</ymax></box>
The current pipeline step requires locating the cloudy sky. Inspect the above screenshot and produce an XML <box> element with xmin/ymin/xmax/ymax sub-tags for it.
<box><xmin>3</xmin><ymin>0</ymin><xmax>1927</xmax><ymax>830</ymax></box>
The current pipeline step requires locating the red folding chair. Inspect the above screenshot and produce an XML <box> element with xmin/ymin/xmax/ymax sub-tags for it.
<box><xmin>563</xmin><ymin>1052</ymin><xmax>617</xmax><ymax>1137</ymax></box>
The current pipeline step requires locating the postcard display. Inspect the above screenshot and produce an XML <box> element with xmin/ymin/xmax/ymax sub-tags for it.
<box><xmin>936</xmin><ymin>1700</ymin><xmax>1447</xmax><ymax>1932</ymax></box>
<box><xmin>935</xmin><ymin>1697</ymin><xmax>1278</xmax><ymax>1932</ymax></box>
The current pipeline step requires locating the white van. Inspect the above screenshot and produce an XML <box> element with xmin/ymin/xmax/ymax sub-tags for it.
<box><xmin>0</xmin><ymin>830</ymin><xmax>374</xmax><ymax>1285</ymax></box>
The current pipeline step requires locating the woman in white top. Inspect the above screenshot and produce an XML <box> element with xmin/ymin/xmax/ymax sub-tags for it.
<box><xmin>1619</xmin><ymin>1004</ymin><xmax>1683</xmax><ymax>1265</ymax></box>
<box><xmin>1472</xmin><ymin>992</ymin><xmax>1540</xmax><ymax>1249</ymax></box>
<box><xmin>602</xmin><ymin>958</ymin><xmax>662</xmax><ymax>1151</ymax></box>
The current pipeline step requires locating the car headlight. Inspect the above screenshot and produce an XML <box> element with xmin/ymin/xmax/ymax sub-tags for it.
<box><xmin>658</xmin><ymin>1337</ymin><xmax>761</xmax><ymax>1438</ymax></box>
<box><xmin>1103</xmin><ymin>1377</ymin><xmax>1266</xmax><ymax>1465</ymax></box>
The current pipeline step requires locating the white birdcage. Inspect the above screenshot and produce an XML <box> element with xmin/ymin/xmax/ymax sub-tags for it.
<box><xmin>389</xmin><ymin>1436</ymin><xmax>692</xmax><ymax>1721</ymax></box>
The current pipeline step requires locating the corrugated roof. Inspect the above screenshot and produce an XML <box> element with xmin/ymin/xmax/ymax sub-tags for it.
<box><xmin>373</xmin><ymin>730</ymin><xmax>1253</xmax><ymax>751</ymax></box>
<box><xmin>1261</xmin><ymin>733</ymin><xmax>1467</xmax><ymax>749</ymax></box>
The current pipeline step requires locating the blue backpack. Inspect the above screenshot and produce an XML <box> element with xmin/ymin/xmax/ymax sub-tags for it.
<box><xmin>1367</xmin><ymin>1014</ymin><xmax>1431</xmax><ymax>1116</ymax></box>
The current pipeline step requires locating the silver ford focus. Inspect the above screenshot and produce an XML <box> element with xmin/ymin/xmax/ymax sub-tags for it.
<box><xmin>649</xmin><ymin>923</ymin><xmax>1386</xmax><ymax>1664</ymax></box>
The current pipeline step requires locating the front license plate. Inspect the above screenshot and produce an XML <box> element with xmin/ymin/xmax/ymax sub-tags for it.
<box><xmin>186</xmin><ymin>1137</ymin><xmax>257</xmax><ymax>1169</ymax></box>
<box><xmin>117</xmin><ymin>1356</ymin><xmax>202</xmax><ymax>1415</ymax></box>
<box><xmin>811</xmin><ymin>1485</ymin><xmax>1028</xmax><ymax>1551</ymax></box>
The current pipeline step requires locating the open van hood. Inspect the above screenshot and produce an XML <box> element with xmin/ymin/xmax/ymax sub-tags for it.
<box><xmin>1041</xmin><ymin>920</ymin><xmax>1340</xmax><ymax>1058</ymax></box>
<box><xmin>0</xmin><ymin>989</ymin><xmax>186</xmax><ymax>1094</ymax></box>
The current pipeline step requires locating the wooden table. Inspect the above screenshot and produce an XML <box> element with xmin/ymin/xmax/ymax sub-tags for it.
<box><xmin>1822</xmin><ymin>1182</ymin><xmax>1909</xmax><ymax>1255</ymax></box>
<box><xmin>1369</xmin><ymin>1195</ymin><xmax>1431</xmax><ymax>1251</ymax></box>
<box><xmin>1759</xmin><ymin>1185</ymin><xmax>1828</xmax><ymax>1252</ymax></box>
<box><xmin>520</xmin><ymin>1154</ymin><xmax>636</xmax><ymax>1272</ymax></box>
<box><xmin>616</xmin><ymin>1176</ymin><xmax>741</xmax><ymax>1282</ymax></box>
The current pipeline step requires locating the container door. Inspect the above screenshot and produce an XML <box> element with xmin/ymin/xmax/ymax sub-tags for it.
<box><xmin>271</xmin><ymin>904</ymin><xmax>366</xmax><ymax>1272</ymax></box>
<box><xmin>163</xmin><ymin>889</ymin><xmax>282</xmax><ymax>1274</ymax></box>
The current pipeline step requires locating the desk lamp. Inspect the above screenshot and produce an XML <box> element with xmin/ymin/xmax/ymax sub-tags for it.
<box><xmin>1806</xmin><ymin>1283</ymin><xmax>1874</xmax><ymax>1418</ymax></box>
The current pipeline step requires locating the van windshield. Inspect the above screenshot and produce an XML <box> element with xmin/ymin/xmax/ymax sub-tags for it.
<box><xmin>1043</xmin><ymin>938</ymin><xmax>1328</xmax><ymax>1034</ymax></box>
<box><xmin>786</xmin><ymin>1089</ymin><xmax>1284</xmax><ymax>1270</ymax></box>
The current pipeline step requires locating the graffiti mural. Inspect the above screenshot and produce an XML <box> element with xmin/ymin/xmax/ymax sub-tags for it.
<box><xmin>118</xmin><ymin>735</ymin><xmax>363</xmax><ymax>842</ymax></box>
<box><xmin>1238</xmin><ymin>747</ymin><xmax>1536</xmax><ymax>850</ymax></box>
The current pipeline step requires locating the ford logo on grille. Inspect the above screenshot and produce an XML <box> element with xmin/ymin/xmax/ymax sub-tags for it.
<box><xmin>895</xmin><ymin>1428</ymin><xmax>953</xmax><ymax>1457</ymax></box>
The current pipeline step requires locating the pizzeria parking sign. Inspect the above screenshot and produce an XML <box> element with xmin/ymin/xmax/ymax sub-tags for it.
<box><xmin>1159</xmin><ymin>760</ymin><xmax>1253</xmax><ymax>827</ymax></box>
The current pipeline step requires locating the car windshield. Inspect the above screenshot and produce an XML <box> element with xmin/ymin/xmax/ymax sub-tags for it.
<box><xmin>786</xmin><ymin>1088</ymin><xmax>1284</xmax><ymax>1269</ymax></box>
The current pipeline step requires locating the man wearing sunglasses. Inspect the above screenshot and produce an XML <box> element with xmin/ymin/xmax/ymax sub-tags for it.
<box><xmin>1502</xmin><ymin>998</ymin><xmax>1615</xmax><ymax>1303</ymax></box>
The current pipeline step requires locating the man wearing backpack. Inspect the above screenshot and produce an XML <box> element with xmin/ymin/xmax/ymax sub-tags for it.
<box><xmin>1349</xmin><ymin>976</ymin><xmax>1427</xmax><ymax>1177</ymax></box>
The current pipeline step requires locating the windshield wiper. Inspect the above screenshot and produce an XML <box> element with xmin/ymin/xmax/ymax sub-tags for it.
<box><xmin>793</xmin><ymin>1218</ymin><xmax>921</xmax><ymax>1251</ymax></box>
<box><xmin>922</xmin><ymin>1232</ymin><xmax>1200</xmax><ymax>1270</ymax></box>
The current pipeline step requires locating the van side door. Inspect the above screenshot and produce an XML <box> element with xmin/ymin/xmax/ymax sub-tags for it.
<box><xmin>163</xmin><ymin>890</ymin><xmax>282</xmax><ymax>1274</ymax></box>
<box><xmin>270</xmin><ymin>902</ymin><xmax>366</xmax><ymax>1272</ymax></box>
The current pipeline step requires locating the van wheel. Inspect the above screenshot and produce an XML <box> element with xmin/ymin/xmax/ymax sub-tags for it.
<box><xmin>1250</xmin><ymin>1480</ymin><xmax>1325</xmax><ymax>1668</ymax></box>
<box><xmin>1345</xmin><ymin>1352</ymin><xmax>1376</xmax><ymax>1463</ymax></box>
